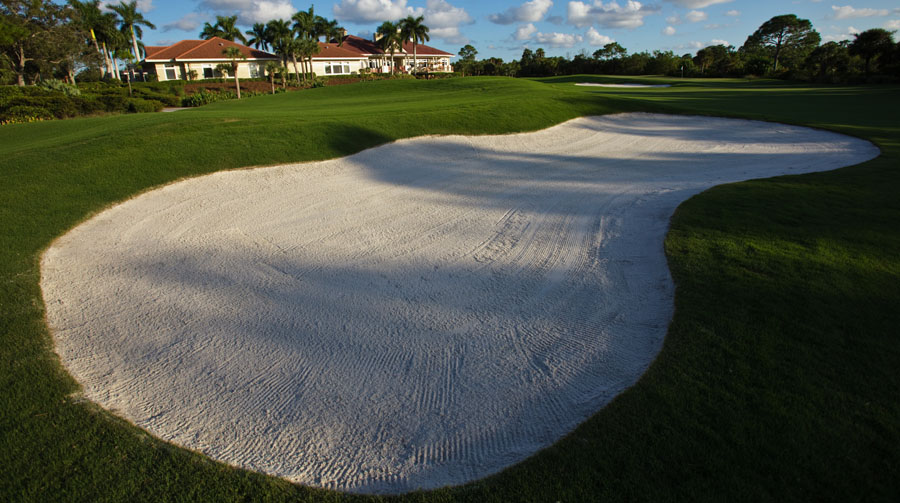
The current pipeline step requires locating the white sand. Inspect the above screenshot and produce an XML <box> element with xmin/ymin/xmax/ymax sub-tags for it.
<box><xmin>575</xmin><ymin>83</ymin><xmax>672</xmax><ymax>87</ymax></box>
<box><xmin>41</xmin><ymin>113</ymin><xmax>878</xmax><ymax>493</ymax></box>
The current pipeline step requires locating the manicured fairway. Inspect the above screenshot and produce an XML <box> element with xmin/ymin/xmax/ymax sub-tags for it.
<box><xmin>1</xmin><ymin>77</ymin><xmax>898</xmax><ymax>501</ymax></box>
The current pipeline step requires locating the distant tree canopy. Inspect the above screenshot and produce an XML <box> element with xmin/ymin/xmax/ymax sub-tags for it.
<box><xmin>741</xmin><ymin>14</ymin><xmax>820</xmax><ymax>73</ymax></box>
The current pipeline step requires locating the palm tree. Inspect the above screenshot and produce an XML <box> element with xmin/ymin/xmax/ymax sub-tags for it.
<box><xmin>376</xmin><ymin>21</ymin><xmax>401</xmax><ymax>75</ymax></box>
<box><xmin>109</xmin><ymin>1</ymin><xmax>155</xmax><ymax>63</ymax></box>
<box><xmin>222</xmin><ymin>46</ymin><xmax>245</xmax><ymax>98</ymax></box>
<box><xmin>292</xmin><ymin>7</ymin><xmax>315</xmax><ymax>79</ymax></box>
<box><xmin>246</xmin><ymin>22</ymin><xmax>269</xmax><ymax>50</ymax></box>
<box><xmin>399</xmin><ymin>15</ymin><xmax>429</xmax><ymax>74</ymax></box>
<box><xmin>266</xmin><ymin>19</ymin><xmax>293</xmax><ymax>82</ymax></box>
<box><xmin>200</xmin><ymin>15</ymin><xmax>247</xmax><ymax>43</ymax></box>
<box><xmin>264</xmin><ymin>61</ymin><xmax>281</xmax><ymax>94</ymax></box>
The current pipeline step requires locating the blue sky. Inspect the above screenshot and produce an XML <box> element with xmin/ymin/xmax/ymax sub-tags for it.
<box><xmin>130</xmin><ymin>0</ymin><xmax>900</xmax><ymax>61</ymax></box>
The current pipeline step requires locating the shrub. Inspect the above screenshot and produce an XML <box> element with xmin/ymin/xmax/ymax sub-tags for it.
<box><xmin>126</xmin><ymin>98</ymin><xmax>164</xmax><ymax>113</ymax></box>
<box><xmin>0</xmin><ymin>105</ymin><xmax>54</xmax><ymax>125</ymax></box>
<box><xmin>38</xmin><ymin>79</ymin><xmax>81</xmax><ymax>97</ymax></box>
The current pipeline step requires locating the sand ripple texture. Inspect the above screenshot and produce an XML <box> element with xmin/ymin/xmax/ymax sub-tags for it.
<box><xmin>41</xmin><ymin>113</ymin><xmax>878</xmax><ymax>493</ymax></box>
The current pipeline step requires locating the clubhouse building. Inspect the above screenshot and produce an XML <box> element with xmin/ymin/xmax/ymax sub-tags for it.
<box><xmin>141</xmin><ymin>34</ymin><xmax>453</xmax><ymax>81</ymax></box>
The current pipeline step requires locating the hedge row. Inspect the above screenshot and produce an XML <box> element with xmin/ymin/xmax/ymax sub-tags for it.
<box><xmin>1</xmin><ymin>83</ymin><xmax>172</xmax><ymax>123</ymax></box>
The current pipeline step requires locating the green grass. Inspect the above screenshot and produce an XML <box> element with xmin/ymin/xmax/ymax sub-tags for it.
<box><xmin>1</xmin><ymin>76</ymin><xmax>898</xmax><ymax>501</ymax></box>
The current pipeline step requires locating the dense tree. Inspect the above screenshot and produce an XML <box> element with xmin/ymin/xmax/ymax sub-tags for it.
<box><xmin>741</xmin><ymin>14</ymin><xmax>819</xmax><ymax>73</ymax></box>
<box><xmin>805</xmin><ymin>41</ymin><xmax>852</xmax><ymax>82</ymax></box>
<box><xmin>1</xmin><ymin>0</ymin><xmax>76</xmax><ymax>85</ymax></box>
<box><xmin>849</xmin><ymin>28</ymin><xmax>895</xmax><ymax>78</ymax></box>
<box><xmin>456</xmin><ymin>44</ymin><xmax>476</xmax><ymax>75</ymax></box>
<box><xmin>109</xmin><ymin>0</ymin><xmax>154</xmax><ymax>62</ymax></box>
<box><xmin>593</xmin><ymin>42</ymin><xmax>626</xmax><ymax>61</ymax></box>
<box><xmin>399</xmin><ymin>15</ymin><xmax>428</xmax><ymax>74</ymax></box>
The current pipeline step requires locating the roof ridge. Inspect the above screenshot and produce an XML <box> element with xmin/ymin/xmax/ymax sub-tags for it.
<box><xmin>178</xmin><ymin>37</ymin><xmax>220</xmax><ymax>59</ymax></box>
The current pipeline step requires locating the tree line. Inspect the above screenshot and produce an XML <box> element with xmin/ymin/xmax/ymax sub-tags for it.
<box><xmin>456</xmin><ymin>14</ymin><xmax>899</xmax><ymax>83</ymax></box>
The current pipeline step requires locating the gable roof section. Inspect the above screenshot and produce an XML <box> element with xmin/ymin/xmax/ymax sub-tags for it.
<box><xmin>144</xmin><ymin>37</ymin><xmax>278</xmax><ymax>62</ymax></box>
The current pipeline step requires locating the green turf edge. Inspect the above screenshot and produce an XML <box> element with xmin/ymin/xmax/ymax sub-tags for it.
<box><xmin>1</xmin><ymin>76</ymin><xmax>898</xmax><ymax>502</ymax></box>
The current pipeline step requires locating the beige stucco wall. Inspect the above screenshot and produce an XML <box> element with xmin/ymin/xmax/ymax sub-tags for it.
<box><xmin>150</xmin><ymin>60</ymin><xmax>277</xmax><ymax>81</ymax></box>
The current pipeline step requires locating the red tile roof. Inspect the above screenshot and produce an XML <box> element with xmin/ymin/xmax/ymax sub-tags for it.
<box><xmin>144</xmin><ymin>37</ymin><xmax>278</xmax><ymax>62</ymax></box>
<box><xmin>144</xmin><ymin>35</ymin><xmax>451</xmax><ymax>62</ymax></box>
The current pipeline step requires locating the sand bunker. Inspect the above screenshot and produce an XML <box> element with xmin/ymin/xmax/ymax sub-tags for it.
<box><xmin>575</xmin><ymin>83</ymin><xmax>671</xmax><ymax>87</ymax></box>
<box><xmin>41</xmin><ymin>113</ymin><xmax>877</xmax><ymax>493</ymax></box>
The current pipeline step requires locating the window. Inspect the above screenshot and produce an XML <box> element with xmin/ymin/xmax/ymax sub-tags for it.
<box><xmin>164</xmin><ymin>64</ymin><xmax>177</xmax><ymax>80</ymax></box>
<box><xmin>324</xmin><ymin>63</ymin><xmax>351</xmax><ymax>75</ymax></box>
<box><xmin>249</xmin><ymin>63</ymin><xmax>261</xmax><ymax>78</ymax></box>
<box><xmin>203</xmin><ymin>66</ymin><xmax>214</xmax><ymax>79</ymax></box>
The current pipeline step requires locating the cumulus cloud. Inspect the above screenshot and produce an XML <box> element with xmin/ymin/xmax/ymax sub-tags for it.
<box><xmin>724</xmin><ymin>9</ymin><xmax>739</xmax><ymax>16</ymax></box>
<box><xmin>567</xmin><ymin>0</ymin><xmax>661</xmax><ymax>29</ymax></box>
<box><xmin>423</xmin><ymin>0</ymin><xmax>473</xmax><ymax>44</ymax></box>
<box><xmin>886</xmin><ymin>20</ymin><xmax>900</xmax><ymax>30</ymax></box>
<box><xmin>198</xmin><ymin>0</ymin><xmax>294</xmax><ymax>24</ymax></box>
<box><xmin>710</xmin><ymin>38</ymin><xmax>728</xmax><ymax>46</ymax></box>
<box><xmin>514</xmin><ymin>23</ymin><xmax>539</xmax><ymax>40</ymax></box>
<box><xmin>831</xmin><ymin>5</ymin><xmax>889</xmax><ymax>19</ymax></box>
<box><xmin>333</xmin><ymin>0</ymin><xmax>421</xmax><ymax>24</ymax></box>
<box><xmin>663</xmin><ymin>25</ymin><xmax>676</xmax><ymax>35</ymax></box>
<box><xmin>489</xmin><ymin>0</ymin><xmax>553</xmax><ymax>25</ymax></box>
<box><xmin>586</xmin><ymin>26</ymin><xmax>614</xmax><ymax>44</ymax></box>
<box><xmin>162</xmin><ymin>12</ymin><xmax>205</xmax><ymax>32</ymax></box>
<box><xmin>534</xmin><ymin>31</ymin><xmax>583</xmax><ymax>47</ymax></box>
<box><xmin>663</xmin><ymin>0</ymin><xmax>731</xmax><ymax>7</ymax></box>
<box><xmin>684</xmin><ymin>10</ymin><xmax>707</xmax><ymax>22</ymax></box>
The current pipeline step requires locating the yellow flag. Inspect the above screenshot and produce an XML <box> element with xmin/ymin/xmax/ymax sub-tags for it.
<box><xmin>90</xmin><ymin>28</ymin><xmax>97</xmax><ymax>41</ymax></box>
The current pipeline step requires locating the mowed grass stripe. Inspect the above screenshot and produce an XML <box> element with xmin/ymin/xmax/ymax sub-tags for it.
<box><xmin>1</xmin><ymin>76</ymin><xmax>898</xmax><ymax>501</ymax></box>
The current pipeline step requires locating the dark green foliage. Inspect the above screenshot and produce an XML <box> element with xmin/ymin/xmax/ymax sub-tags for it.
<box><xmin>741</xmin><ymin>14</ymin><xmax>821</xmax><ymax>73</ymax></box>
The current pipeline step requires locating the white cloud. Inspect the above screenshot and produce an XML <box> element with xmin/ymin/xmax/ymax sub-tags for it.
<box><xmin>666</xmin><ymin>14</ymin><xmax>680</xmax><ymax>24</ymax></box>
<box><xmin>724</xmin><ymin>9</ymin><xmax>739</xmax><ymax>16</ymax></box>
<box><xmin>663</xmin><ymin>25</ymin><xmax>676</xmax><ymax>35</ymax></box>
<box><xmin>162</xmin><ymin>13</ymin><xmax>205</xmax><ymax>32</ymax></box>
<box><xmin>831</xmin><ymin>5</ymin><xmax>889</xmax><ymax>20</ymax></box>
<box><xmin>198</xmin><ymin>0</ymin><xmax>294</xmax><ymax>24</ymax></box>
<box><xmin>685</xmin><ymin>10</ymin><xmax>707</xmax><ymax>22</ymax></box>
<box><xmin>886</xmin><ymin>20</ymin><xmax>900</xmax><ymax>30</ymax></box>
<box><xmin>710</xmin><ymin>38</ymin><xmax>728</xmax><ymax>46</ymax></box>
<box><xmin>101</xmin><ymin>0</ymin><xmax>154</xmax><ymax>13</ymax></box>
<box><xmin>333</xmin><ymin>0</ymin><xmax>421</xmax><ymax>24</ymax></box>
<box><xmin>567</xmin><ymin>0</ymin><xmax>661</xmax><ymax>29</ymax></box>
<box><xmin>423</xmin><ymin>0</ymin><xmax>473</xmax><ymax>44</ymax></box>
<box><xmin>822</xmin><ymin>26</ymin><xmax>860</xmax><ymax>42</ymax></box>
<box><xmin>586</xmin><ymin>26</ymin><xmax>614</xmax><ymax>44</ymax></box>
<box><xmin>488</xmin><ymin>0</ymin><xmax>553</xmax><ymax>25</ymax></box>
<box><xmin>663</xmin><ymin>0</ymin><xmax>731</xmax><ymax>7</ymax></box>
<box><xmin>534</xmin><ymin>31</ymin><xmax>583</xmax><ymax>47</ymax></box>
<box><xmin>514</xmin><ymin>23</ymin><xmax>539</xmax><ymax>40</ymax></box>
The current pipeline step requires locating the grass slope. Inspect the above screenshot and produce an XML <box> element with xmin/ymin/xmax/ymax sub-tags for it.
<box><xmin>1</xmin><ymin>76</ymin><xmax>897</xmax><ymax>502</ymax></box>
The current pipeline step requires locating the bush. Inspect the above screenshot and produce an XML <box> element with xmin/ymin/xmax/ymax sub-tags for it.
<box><xmin>125</xmin><ymin>98</ymin><xmax>164</xmax><ymax>113</ymax></box>
<box><xmin>0</xmin><ymin>105</ymin><xmax>53</xmax><ymax>125</ymax></box>
<box><xmin>38</xmin><ymin>79</ymin><xmax>81</xmax><ymax>97</ymax></box>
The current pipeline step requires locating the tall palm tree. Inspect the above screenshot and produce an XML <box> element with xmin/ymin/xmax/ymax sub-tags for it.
<box><xmin>200</xmin><ymin>15</ymin><xmax>247</xmax><ymax>43</ymax></box>
<box><xmin>266</xmin><ymin>19</ymin><xmax>293</xmax><ymax>81</ymax></box>
<box><xmin>246</xmin><ymin>22</ymin><xmax>269</xmax><ymax>50</ymax></box>
<box><xmin>376</xmin><ymin>21</ymin><xmax>401</xmax><ymax>75</ymax></box>
<box><xmin>109</xmin><ymin>1</ymin><xmax>155</xmax><ymax>63</ymax></box>
<box><xmin>292</xmin><ymin>7</ymin><xmax>315</xmax><ymax>79</ymax></box>
<box><xmin>399</xmin><ymin>15</ymin><xmax>429</xmax><ymax>74</ymax></box>
<box><xmin>222</xmin><ymin>46</ymin><xmax>245</xmax><ymax>98</ymax></box>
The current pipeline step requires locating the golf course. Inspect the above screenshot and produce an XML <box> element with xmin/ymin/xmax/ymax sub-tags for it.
<box><xmin>2</xmin><ymin>76</ymin><xmax>899</xmax><ymax>501</ymax></box>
